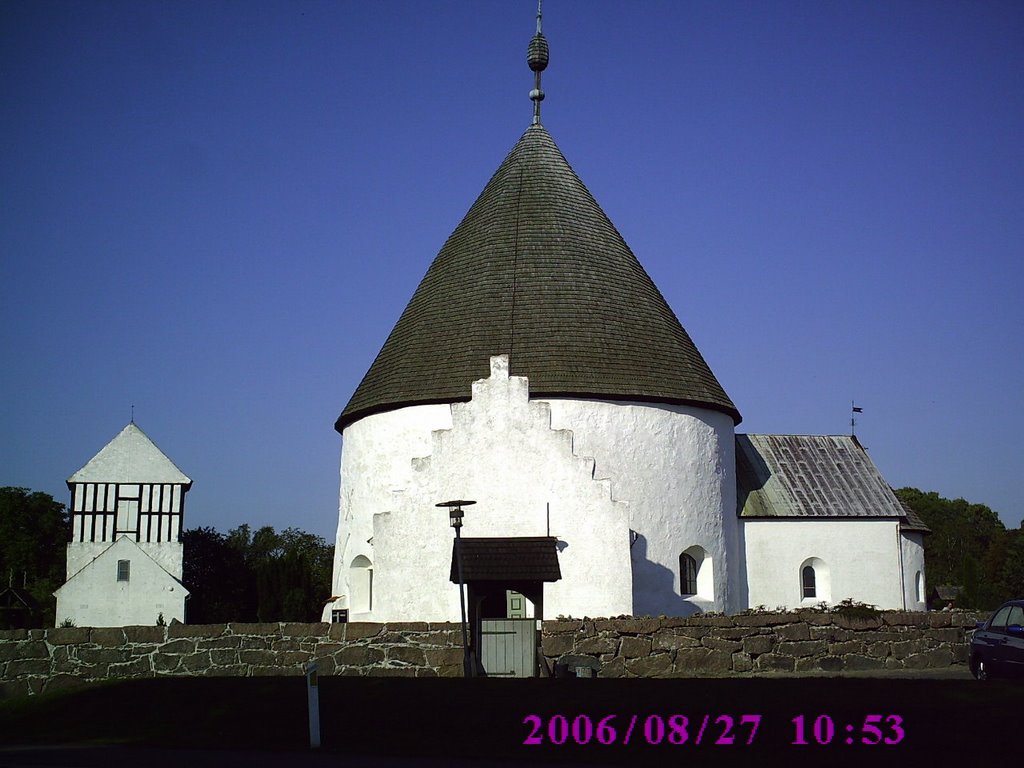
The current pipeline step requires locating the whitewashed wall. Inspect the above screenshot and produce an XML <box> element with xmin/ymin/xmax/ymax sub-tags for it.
<box><xmin>901</xmin><ymin>532</ymin><xmax>927</xmax><ymax>610</ymax></box>
<box><xmin>742</xmin><ymin>518</ymin><xmax>906</xmax><ymax>610</ymax></box>
<box><xmin>67</xmin><ymin>540</ymin><xmax>183</xmax><ymax>579</ymax></box>
<box><xmin>55</xmin><ymin>538</ymin><xmax>187</xmax><ymax>627</ymax></box>
<box><xmin>326</xmin><ymin>355</ymin><xmax>738</xmax><ymax>621</ymax></box>
<box><xmin>542</xmin><ymin>399</ymin><xmax>738</xmax><ymax>615</ymax></box>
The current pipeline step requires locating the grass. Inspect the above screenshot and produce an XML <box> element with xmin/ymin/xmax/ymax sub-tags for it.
<box><xmin>0</xmin><ymin>675</ymin><xmax>1017</xmax><ymax>764</ymax></box>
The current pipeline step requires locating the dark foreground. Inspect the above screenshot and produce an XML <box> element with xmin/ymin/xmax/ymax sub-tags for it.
<box><xmin>0</xmin><ymin>675</ymin><xmax>1016</xmax><ymax>766</ymax></box>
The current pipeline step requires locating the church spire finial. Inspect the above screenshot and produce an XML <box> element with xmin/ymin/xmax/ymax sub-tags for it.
<box><xmin>527</xmin><ymin>0</ymin><xmax>549</xmax><ymax>125</ymax></box>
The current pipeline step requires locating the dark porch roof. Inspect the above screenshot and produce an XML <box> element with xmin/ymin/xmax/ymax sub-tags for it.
<box><xmin>450</xmin><ymin>537</ymin><xmax>562</xmax><ymax>583</ymax></box>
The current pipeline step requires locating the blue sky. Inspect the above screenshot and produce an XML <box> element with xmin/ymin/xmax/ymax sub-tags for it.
<box><xmin>2</xmin><ymin>0</ymin><xmax>1022</xmax><ymax>538</ymax></box>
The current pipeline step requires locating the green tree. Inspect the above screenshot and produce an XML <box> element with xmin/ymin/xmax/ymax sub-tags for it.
<box><xmin>0</xmin><ymin>487</ymin><xmax>71</xmax><ymax>627</ymax></box>
<box><xmin>895</xmin><ymin>487</ymin><xmax>1012</xmax><ymax>609</ymax></box>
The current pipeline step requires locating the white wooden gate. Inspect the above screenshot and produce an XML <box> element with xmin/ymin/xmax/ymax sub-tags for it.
<box><xmin>480</xmin><ymin>619</ymin><xmax>536</xmax><ymax>677</ymax></box>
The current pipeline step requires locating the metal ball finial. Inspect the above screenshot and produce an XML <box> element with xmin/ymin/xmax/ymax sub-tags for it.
<box><xmin>528</xmin><ymin>0</ymin><xmax>548</xmax><ymax>125</ymax></box>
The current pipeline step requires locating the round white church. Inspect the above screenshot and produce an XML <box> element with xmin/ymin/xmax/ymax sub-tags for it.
<box><xmin>323</xmin><ymin>17</ymin><xmax>926</xmax><ymax>626</ymax></box>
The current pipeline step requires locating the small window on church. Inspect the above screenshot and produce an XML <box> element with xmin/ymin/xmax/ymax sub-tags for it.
<box><xmin>802</xmin><ymin>565</ymin><xmax>816</xmax><ymax>598</ymax></box>
<box><xmin>331</xmin><ymin>609</ymin><xmax>348</xmax><ymax>623</ymax></box>
<box><xmin>117</xmin><ymin>560</ymin><xmax>130</xmax><ymax>582</ymax></box>
<box><xmin>680</xmin><ymin>553</ymin><xmax>698</xmax><ymax>595</ymax></box>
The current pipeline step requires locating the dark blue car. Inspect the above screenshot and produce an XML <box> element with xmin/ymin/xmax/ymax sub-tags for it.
<box><xmin>970</xmin><ymin>599</ymin><xmax>1024</xmax><ymax>680</ymax></box>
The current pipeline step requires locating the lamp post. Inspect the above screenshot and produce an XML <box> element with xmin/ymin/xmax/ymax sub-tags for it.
<box><xmin>437</xmin><ymin>499</ymin><xmax>476</xmax><ymax>678</ymax></box>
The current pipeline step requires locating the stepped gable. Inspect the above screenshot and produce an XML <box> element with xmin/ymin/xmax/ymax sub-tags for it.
<box><xmin>337</xmin><ymin>124</ymin><xmax>739</xmax><ymax>432</ymax></box>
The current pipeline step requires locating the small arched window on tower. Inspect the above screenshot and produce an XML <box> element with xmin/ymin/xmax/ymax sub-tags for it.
<box><xmin>915</xmin><ymin>571</ymin><xmax>924</xmax><ymax>604</ymax></box>
<box><xmin>349</xmin><ymin>556</ymin><xmax>373</xmax><ymax>614</ymax></box>
<box><xmin>679</xmin><ymin>546</ymin><xmax>713</xmax><ymax>600</ymax></box>
<box><xmin>680</xmin><ymin>553</ymin><xmax>698</xmax><ymax>596</ymax></box>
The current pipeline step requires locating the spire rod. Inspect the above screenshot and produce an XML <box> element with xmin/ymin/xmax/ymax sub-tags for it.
<box><xmin>527</xmin><ymin>0</ymin><xmax>549</xmax><ymax>125</ymax></box>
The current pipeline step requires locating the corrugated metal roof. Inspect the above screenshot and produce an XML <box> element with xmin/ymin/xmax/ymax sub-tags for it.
<box><xmin>337</xmin><ymin>124</ymin><xmax>739</xmax><ymax>432</ymax></box>
<box><xmin>450</xmin><ymin>537</ymin><xmax>562</xmax><ymax>582</ymax></box>
<box><xmin>736</xmin><ymin>434</ymin><xmax>928</xmax><ymax>532</ymax></box>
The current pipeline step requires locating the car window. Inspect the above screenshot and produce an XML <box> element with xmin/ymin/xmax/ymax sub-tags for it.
<box><xmin>990</xmin><ymin>607</ymin><xmax>1012</xmax><ymax>630</ymax></box>
<box><xmin>1008</xmin><ymin>606</ymin><xmax>1024</xmax><ymax>627</ymax></box>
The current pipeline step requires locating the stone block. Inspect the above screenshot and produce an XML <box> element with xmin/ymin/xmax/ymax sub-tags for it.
<box><xmin>345</xmin><ymin>623</ymin><xmax>383</xmax><ymax>641</ymax></box>
<box><xmin>238</xmin><ymin>636</ymin><xmax>270</xmax><ymax>650</ymax></box>
<box><xmin>597</xmin><ymin>657</ymin><xmax>626</xmax><ymax>678</ymax></box>
<box><xmin>46</xmin><ymin>627</ymin><xmax>91</xmax><ymax>645</ymax></box>
<box><xmin>843</xmin><ymin>654</ymin><xmax>885</xmax><ymax>671</ymax></box>
<box><xmin>702</xmin><ymin>637</ymin><xmax>741</xmax><ymax>653</ymax></box>
<box><xmin>388</xmin><ymin>646</ymin><xmax>426</xmax><ymax>666</ymax></box>
<box><xmin>777</xmin><ymin>640</ymin><xmax>826</xmax><ymax>658</ymax></box>
<box><xmin>153</xmin><ymin>654</ymin><xmax>181</xmax><ymax>672</ymax></box>
<box><xmin>124</xmin><ymin>626</ymin><xmax>165</xmax><ymax>643</ymax></box>
<box><xmin>794</xmin><ymin>657</ymin><xmax>819</xmax><ymax>672</ymax></box>
<box><xmin>890</xmin><ymin>640</ymin><xmax>928</xmax><ymax>659</ymax></box>
<box><xmin>699</xmin><ymin>616</ymin><xmax>737</xmax><ymax>628</ymax></box>
<box><xmin>884</xmin><ymin>657</ymin><xmax>905</xmax><ymax>670</ymax></box>
<box><xmin>77</xmin><ymin>647</ymin><xmax>131</xmax><ymax>664</ymax></box>
<box><xmin>180</xmin><ymin>652</ymin><xmax>212</xmax><ymax>671</ymax></box>
<box><xmin>713</xmin><ymin>628</ymin><xmax>751</xmax><ymax>640</ymax></box>
<box><xmin>282</xmin><ymin>622</ymin><xmax>329</xmax><ymax>637</ymax></box>
<box><xmin>272</xmin><ymin>639</ymin><xmax>302</xmax><ymax>652</ymax></box>
<box><xmin>159</xmin><ymin>639</ymin><xmax>196</xmax><ymax>655</ymax></box>
<box><xmin>675</xmin><ymin>648</ymin><xmax>732</xmax><ymax>673</ymax></box>
<box><xmin>732</xmin><ymin>652</ymin><xmax>753</xmax><ymax>672</ymax></box>
<box><xmin>168</xmin><ymin>623</ymin><xmax>226</xmax><ymax>638</ymax></box>
<box><xmin>951</xmin><ymin>645</ymin><xmax>968</xmax><ymax>664</ymax></box>
<box><xmin>108</xmin><ymin>657</ymin><xmax>152</xmax><ymax>678</ymax></box>
<box><xmin>833</xmin><ymin>614</ymin><xmax>882</xmax><ymax>631</ymax></box>
<box><xmin>6</xmin><ymin>658</ymin><xmax>51</xmax><ymax>676</ymax></box>
<box><xmin>0</xmin><ymin>679</ymin><xmax>33</xmax><ymax>699</ymax></box>
<box><xmin>89</xmin><ymin>628</ymin><xmax>126</xmax><ymax>646</ymax></box>
<box><xmin>203</xmin><ymin>664</ymin><xmax>249</xmax><ymax>677</ymax></box>
<box><xmin>776</xmin><ymin>623</ymin><xmax>810</xmax><ymax>641</ymax></box>
<box><xmin>436</xmin><ymin>664</ymin><xmax>462</xmax><ymax>678</ymax></box>
<box><xmin>652</xmin><ymin>632</ymin><xmax>699</xmax><ymax>652</ymax></box>
<box><xmin>577</xmin><ymin>635</ymin><xmax>619</xmax><ymax>654</ymax></box>
<box><xmin>41</xmin><ymin>674</ymin><xmax>89</xmax><ymax>695</ymax></box>
<box><xmin>904</xmin><ymin>648</ymin><xmax>953</xmax><ymax>669</ymax></box>
<box><xmin>0</xmin><ymin>629</ymin><xmax>28</xmax><ymax>641</ymax></box>
<box><xmin>425</xmin><ymin>648</ymin><xmax>464</xmax><ymax>667</ymax></box>
<box><xmin>866</xmin><ymin>642</ymin><xmax>890</xmax><ymax>659</ymax></box>
<box><xmin>811</xmin><ymin>655</ymin><xmax>843</xmax><ymax>671</ymax></box>
<box><xmin>312</xmin><ymin>641</ymin><xmax>344</xmax><ymax>656</ymax></box>
<box><xmin>210</xmin><ymin>649</ymin><xmax>238</xmax><ymax>666</ymax></box>
<box><xmin>620</xmin><ymin>636</ymin><xmax>651</xmax><ymax>658</ymax></box>
<box><xmin>416</xmin><ymin>630</ymin><xmax>458</xmax><ymax>647</ymax></box>
<box><xmin>882</xmin><ymin>612</ymin><xmax>927</xmax><ymax>628</ymax></box>
<box><xmin>926</xmin><ymin>613</ymin><xmax>952</xmax><ymax>628</ymax></box>
<box><xmin>337</xmin><ymin>666</ymin><xmax>365</xmax><ymax>676</ymax></box>
<box><xmin>733</xmin><ymin>613</ymin><xmax>793</xmax><ymax>627</ymax></box>
<box><xmin>625</xmin><ymin>653</ymin><xmax>673</xmax><ymax>677</ymax></box>
<box><xmin>809</xmin><ymin>626</ymin><xmax>838</xmax><ymax>641</ymax></box>
<box><xmin>337</xmin><ymin>645</ymin><xmax>385</xmax><ymax>666</ymax></box>
<box><xmin>829</xmin><ymin>641</ymin><xmax>865</xmax><ymax>656</ymax></box>
<box><xmin>541</xmin><ymin>634</ymin><xmax>574</xmax><ymax>656</ymax></box>
<box><xmin>0</xmin><ymin>641</ymin><xmax>48</xmax><ymax>661</ymax></box>
<box><xmin>929</xmin><ymin>628</ymin><xmax>962</xmax><ymax>643</ymax></box>
<box><xmin>198</xmin><ymin>636</ymin><xmax>242</xmax><ymax>649</ymax></box>
<box><xmin>388</xmin><ymin>622</ymin><xmax>430</xmax><ymax>632</ymax></box>
<box><xmin>239</xmin><ymin>649</ymin><xmax>278</xmax><ymax>666</ymax></box>
<box><xmin>416</xmin><ymin>667</ymin><xmax>439</xmax><ymax>677</ymax></box>
<box><xmin>279</xmin><ymin>651</ymin><xmax>312</xmax><ymax>665</ymax></box>
<box><xmin>753</xmin><ymin>653</ymin><xmax>795</xmax><ymax>672</ymax></box>
<box><xmin>313</xmin><ymin>657</ymin><xmax>337</xmax><ymax>675</ymax></box>
<box><xmin>742</xmin><ymin>636</ymin><xmax>775</xmax><ymax>655</ymax></box>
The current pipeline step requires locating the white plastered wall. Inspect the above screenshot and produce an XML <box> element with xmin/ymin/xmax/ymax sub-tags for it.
<box><xmin>742</xmin><ymin>518</ymin><xmax>906</xmax><ymax>610</ymax></box>
<box><xmin>901</xmin><ymin>531</ymin><xmax>927</xmax><ymax>610</ymax></box>
<box><xmin>325</xmin><ymin>355</ymin><xmax>737</xmax><ymax>621</ymax></box>
<box><xmin>67</xmin><ymin>540</ymin><xmax>183</xmax><ymax>580</ymax></box>
<box><xmin>542</xmin><ymin>399</ymin><xmax>738</xmax><ymax>615</ymax></box>
<box><xmin>54</xmin><ymin>537</ymin><xmax>187</xmax><ymax>627</ymax></box>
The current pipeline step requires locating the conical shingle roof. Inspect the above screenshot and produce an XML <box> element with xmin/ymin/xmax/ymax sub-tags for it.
<box><xmin>337</xmin><ymin>125</ymin><xmax>739</xmax><ymax>431</ymax></box>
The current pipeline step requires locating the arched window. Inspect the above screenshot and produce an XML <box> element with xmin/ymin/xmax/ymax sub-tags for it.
<box><xmin>799</xmin><ymin>557</ymin><xmax>830</xmax><ymax>604</ymax></box>
<box><xmin>680</xmin><ymin>553</ymin><xmax>698</xmax><ymax>595</ymax></box>
<box><xmin>802</xmin><ymin>565</ymin><xmax>816</xmax><ymax>598</ymax></box>
<box><xmin>349</xmin><ymin>555</ymin><xmax>373</xmax><ymax>613</ymax></box>
<box><xmin>679</xmin><ymin>546</ymin><xmax>713</xmax><ymax>599</ymax></box>
<box><xmin>915</xmin><ymin>571</ymin><xmax>924</xmax><ymax>603</ymax></box>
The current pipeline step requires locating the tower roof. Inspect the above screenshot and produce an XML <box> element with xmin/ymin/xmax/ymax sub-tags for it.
<box><xmin>337</xmin><ymin>125</ymin><xmax>739</xmax><ymax>431</ymax></box>
<box><xmin>68</xmin><ymin>422</ymin><xmax>191</xmax><ymax>486</ymax></box>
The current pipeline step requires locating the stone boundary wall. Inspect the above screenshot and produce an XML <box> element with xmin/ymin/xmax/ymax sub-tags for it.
<box><xmin>541</xmin><ymin>610</ymin><xmax>983</xmax><ymax>678</ymax></box>
<box><xmin>0</xmin><ymin>611</ymin><xmax>983</xmax><ymax>698</ymax></box>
